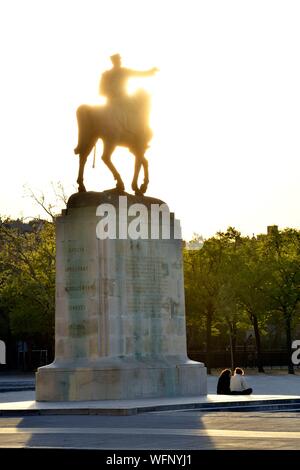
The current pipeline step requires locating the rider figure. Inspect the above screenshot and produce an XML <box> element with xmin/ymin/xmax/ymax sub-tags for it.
<box><xmin>99</xmin><ymin>54</ymin><xmax>158</xmax><ymax>144</ymax></box>
<box><xmin>100</xmin><ymin>53</ymin><xmax>158</xmax><ymax>102</ymax></box>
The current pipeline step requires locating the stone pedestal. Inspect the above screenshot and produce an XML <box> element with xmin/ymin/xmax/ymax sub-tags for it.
<box><xmin>36</xmin><ymin>190</ymin><xmax>207</xmax><ymax>401</ymax></box>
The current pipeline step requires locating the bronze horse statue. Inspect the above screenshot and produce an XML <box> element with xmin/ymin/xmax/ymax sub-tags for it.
<box><xmin>74</xmin><ymin>91</ymin><xmax>152</xmax><ymax>195</ymax></box>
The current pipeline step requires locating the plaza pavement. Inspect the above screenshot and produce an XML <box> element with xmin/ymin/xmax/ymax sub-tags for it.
<box><xmin>0</xmin><ymin>373</ymin><xmax>300</xmax><ymax>415</ymax></box>
<box><xmin>0</xmin><ymin>373</ymin><xmax>35</xmax><ymax>393</ymax></box>
<box><xmin>1</xmin><ymin>374</ymin><xmax>300</xmax><ymax>450</ymax></box>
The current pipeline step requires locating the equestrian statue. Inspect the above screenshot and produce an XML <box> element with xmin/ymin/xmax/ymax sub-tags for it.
<box><xmin>74</xmin><ymin>54</ymin><xmax>158</xmax><ymax>195</ymax></box>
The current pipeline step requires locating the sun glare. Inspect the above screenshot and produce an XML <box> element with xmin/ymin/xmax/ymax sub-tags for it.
<box><xmin>1</xmin><ymin>1</ymin><xmax>300</xmax><ymax>239</ymax></box>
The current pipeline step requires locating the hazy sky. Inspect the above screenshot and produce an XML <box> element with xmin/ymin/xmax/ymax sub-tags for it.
<box><xmin>1</xmin><ymin>0</ymin><xmax>300</xmax><ymax>239</ymax></box>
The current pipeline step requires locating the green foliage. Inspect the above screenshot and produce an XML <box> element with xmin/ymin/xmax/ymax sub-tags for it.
<box><xmin>258</xmin><ymin>228</ymin><xmax>300</xmax><ymax>372</ymax></box>
<box><xmin>184</xmin><ymin>226</ymin><xmax>300</xmax><ymax>373</ymax></box>
<box><xmin>0</xmin><ymin>219</ymin><xmax>55</xmax><ymax>346</ymax></box>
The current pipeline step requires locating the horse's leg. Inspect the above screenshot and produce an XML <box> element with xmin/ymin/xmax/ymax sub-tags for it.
<box><xmin>77</xmin><ymin>142</ymin><xmax>96</xmax><ymax>192</ymax></box>
<box><xmin>131</xmin><ymin>153</ymin><xmax>143</xmax><ymax>195</ymax></box>
<box><xmin>77</xmin><ymin>153</ymin><xmax>88</xmax><ymax>192</ymax></box>
<box><xmin>101</xmin><ymin>141</ymin><xmax>125</xmax><ymax>191</ymax></box>
<box><xmin>140</xmin><ymin>156</ymin><xmax>149</xmax><ymax>194</ymax></box>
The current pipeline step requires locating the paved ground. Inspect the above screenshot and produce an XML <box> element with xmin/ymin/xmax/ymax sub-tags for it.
<box><xmin>0</xmin><ymin>374</ymin><xmax>35</xmax><ymax>392</ymax></box>
<box><xmin>210</xmin><ymin>373</ymin><xmax>300</xmax><ymax>395</ymax></box>
<box><xmin>0</xmin><ymin>374</ymin><xmax>299</xmax><ymax>416</ymax></box>
<box><xmin>1</xmin><ymin>370</ymin><xmax>300</xmax><ymax>393</ymax></box>
<box><xmin>1</xmin><ymin>372</ymin><xmax>300</xmax><ymax>395</ymax></box>
<box><xmin>1</xmin><ymin>411</ymin><xmax>300</xmax><ymax>450</ymax></box>
<box><xmin>1</xmin><ymin>374</ymin><xmax>300</xmax><ymax>450</ymax></box>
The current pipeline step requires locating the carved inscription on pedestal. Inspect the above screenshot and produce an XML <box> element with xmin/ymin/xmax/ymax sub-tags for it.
<box><xmin>124</xmin><ymin>255</ymin><xmax>169</xmax><ymax>315</ymax></box>
<box><xmin>64</xmin><ymin>243</ymin><xmax>93</xmax><ymax>342</ymax></box>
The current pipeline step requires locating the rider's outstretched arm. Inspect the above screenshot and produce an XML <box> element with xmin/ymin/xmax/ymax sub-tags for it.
<box><xmin>126</xmin><ymin>67</ymin><xmax>159</xmax><ymax>78</ymax></box>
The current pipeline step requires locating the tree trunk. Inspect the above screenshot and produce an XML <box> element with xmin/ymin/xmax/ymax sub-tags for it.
<box><xmin>229</xmin><ymin>330</ymin><xmax>234</xmax><ymax>372</ymax></box>
<box><xmin>252</xmin><ymin>313</ymin><xmax>265</xmax><ymax>373</ymax></box>
<box><xmin>231</xmin><ymin>323</ymin><xmax>237</xmax><ymax>369</ymax></box>
<box><xmin>206</xmin><ymin>310</ymin><xmax>213</xmax><ymax>374</ymax></box>
<box><xmin>228</xmin><ymin>322</ymin><xmax>237</xmax><ymax>371</ymax></box>
<box><xmin>284</xmin><ymin>312</ymin><xmax>294</xmax><ymax>374</ymax></box>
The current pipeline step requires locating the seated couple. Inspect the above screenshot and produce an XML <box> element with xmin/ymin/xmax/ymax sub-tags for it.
<box><xmin>217</xmin><ymin>367</ymin><xmax>253</xmax><ymax>395</ymax></box>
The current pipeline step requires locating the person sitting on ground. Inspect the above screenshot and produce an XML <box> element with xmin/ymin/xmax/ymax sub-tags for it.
<box><xmin>217</xmin><ymin>368</ymin><xmax>232</xmax><ymax>395</ymax></box>
<box><xmin>230</xmin><ymin>367</ymin><xmax>253</xmax><ymax>395</ymax></box>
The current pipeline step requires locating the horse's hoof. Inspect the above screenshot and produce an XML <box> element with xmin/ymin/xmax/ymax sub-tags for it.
<box><xmin>140</xmin><ymin>183</ymin><xmax>148</xmax><ymax>194</ymax></box>
<box><xmin>116</xmin><ymin>182</ymin><xmax>125</xmax><ymax>193</ymax></box>
<box><xmin>78</xmin><ymin>185</ymin><xmax>87</xmax><ymax>193</ymax></box>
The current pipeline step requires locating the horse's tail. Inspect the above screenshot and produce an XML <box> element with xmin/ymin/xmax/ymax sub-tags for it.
<box><xmin>74</xmin><ymin>105</ymin><xmax>94</xmax><ymax>155</ymax></box>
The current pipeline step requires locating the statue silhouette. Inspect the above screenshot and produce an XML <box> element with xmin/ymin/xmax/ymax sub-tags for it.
<box><xmin>74</xmin><ymin>54</ymin><xmax>158</xmax><ymax>195</ymax></box>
